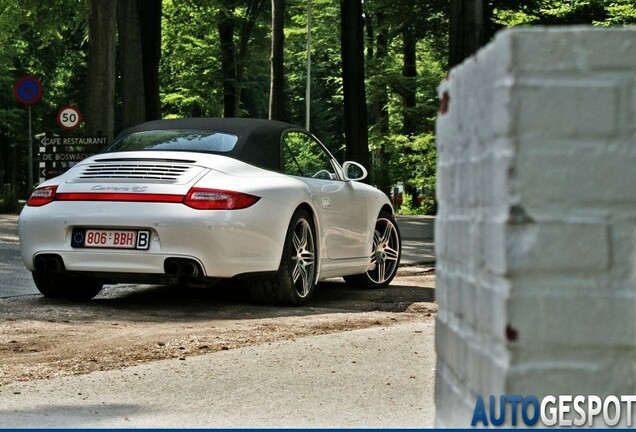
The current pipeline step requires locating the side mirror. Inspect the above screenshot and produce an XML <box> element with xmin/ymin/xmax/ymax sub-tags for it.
<box><xmin>342</xmin><ymin>161</ymin><xmax>368</xmax><ymax>182</ymax></box>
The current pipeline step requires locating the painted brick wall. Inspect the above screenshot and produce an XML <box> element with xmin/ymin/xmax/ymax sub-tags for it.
<box><xmin>435</xmin><ymin>27</ymin><xmax>636</xmax><ymax>427</ymax></box>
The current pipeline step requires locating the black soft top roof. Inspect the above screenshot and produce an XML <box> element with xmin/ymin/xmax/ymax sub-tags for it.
<box><xmin>113</xmin><ymin>117</ymin><xmax>302</xmax><ymax>171</ymax></box>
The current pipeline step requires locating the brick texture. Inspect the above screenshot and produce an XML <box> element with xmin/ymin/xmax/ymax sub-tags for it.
<box><xmin>435</xmin><ymin>27</ymin><xmax>636</xmax><ymax>427</ymax></box>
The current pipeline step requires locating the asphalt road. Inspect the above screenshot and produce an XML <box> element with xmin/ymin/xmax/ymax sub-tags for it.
<box><xmin>0</xmin><ymin>247</ymin><xmax>38</xmax><ymax>297</ymax></box>
<box><xmin>0</xmin><ymin>217</ymin><xmax>37</xmax><ymax>297</ymax></box>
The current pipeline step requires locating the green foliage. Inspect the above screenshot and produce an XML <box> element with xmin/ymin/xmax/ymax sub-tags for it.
<box><xmin>160</xmin><ymin>0</ymin><xmax>271</xmax><ymax>119</ymax></box>
<box><xmin>492</xmin><ymin>0</ymin><xmax>636</xmax><ymax>27</ymax></box>
<box><xmin>375</xmin><ymin>132</ymin><xmax>437</xmax><ymax>215</ymax></box>
<box><xmin>0</xmin><ymin>0</ymin><xmax>88</xmax><ymax>198</ymax></box>
<box><xmin>285</xmin><ymin>0</ymin><xmax>344</xmax><ymax>152</ymax></box>
<box><xmin>1</xmin><ymin>0</ymin><xmax>635</xmax><ymax>207</ymax></box>
<box><xmin>597</xmin><ymin>0</ymin><xmax>636</xmax><ymax>25</ymax></box>
<box><xmin>398</xmin><ymin>192</ymin><xmax>424</xmax><ymax>215</ymax></box>
<box><xmin>160</xmin><ymin>1</ymin><xmax>223</xmax><ymax>117</ymax></box>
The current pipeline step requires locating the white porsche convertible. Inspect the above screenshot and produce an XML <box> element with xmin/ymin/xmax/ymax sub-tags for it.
<box><xmin>19</xmin><ymin>118</ymin><xmax>401</xmax><ymax>305</ymax></box>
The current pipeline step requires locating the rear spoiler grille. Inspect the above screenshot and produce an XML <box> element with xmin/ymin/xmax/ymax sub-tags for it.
<box><xmin>67</xmin><ymin>161</ymin><xmax>202</xmax><ymax>183</ymax></box>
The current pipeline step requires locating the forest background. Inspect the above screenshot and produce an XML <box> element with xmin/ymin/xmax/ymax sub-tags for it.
<box><xmin>0</xmin><ymin>0</ymin><xmax>634</xmax><ymax>214</ymax></box>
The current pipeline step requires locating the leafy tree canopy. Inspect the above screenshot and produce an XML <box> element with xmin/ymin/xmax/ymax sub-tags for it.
<box><xmin>0</xmin><ymin>0</ymin><xmax>634</xmax><ymax>212</ymax></box>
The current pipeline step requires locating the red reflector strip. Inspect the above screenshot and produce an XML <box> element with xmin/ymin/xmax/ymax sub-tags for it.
<box><xmin>55</xmin><ymin>193</ymin><xmax>184</xmax><ymax>203</ymax></box>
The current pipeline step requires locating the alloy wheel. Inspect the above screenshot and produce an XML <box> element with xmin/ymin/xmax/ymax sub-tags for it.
<box><xmin>368</xmin><ymin>217</ymin><xmax>400</xmax><ymax>284</ymax></box>
<box><xmin>291</xmin><ymin>218</ymin><xmax>316</xmax><ymax>298</ymax></box>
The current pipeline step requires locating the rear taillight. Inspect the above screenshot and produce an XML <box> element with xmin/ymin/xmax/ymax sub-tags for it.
<box><xmin>183</xmin><ymin>188</ymin><xmax>260</xmax><ymax>210</ymax></box>
<box><xmin>27</xmin><ymin>185</ymin><xmax>58</xmax><ymax>207</ymax></box>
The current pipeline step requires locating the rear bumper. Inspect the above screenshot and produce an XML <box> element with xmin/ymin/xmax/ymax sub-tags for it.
<box><xmin>19</xmin><ymin>199</ymin><xmax>292</xmax><ymax>279</ymax></box>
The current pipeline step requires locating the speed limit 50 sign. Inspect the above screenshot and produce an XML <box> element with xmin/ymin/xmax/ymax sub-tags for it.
<box><xmin>57</xmin><ymin>105</ymin><xmax>82</xmax><ymax>131</ymax></box>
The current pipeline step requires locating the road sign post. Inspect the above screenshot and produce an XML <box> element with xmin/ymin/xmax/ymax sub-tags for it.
<box><xmin>14</xmin><ymin>75</ymin><xmax>43</xmax><ymax>190</ymax></box>
<box><xmin>28</xmin><ymin>106</ymin><xmax>33</xmax><ymax>189</ymax></box>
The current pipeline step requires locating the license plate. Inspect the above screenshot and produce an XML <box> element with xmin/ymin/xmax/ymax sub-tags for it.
<box><xmin>71</xmin><ymin>228</ymin><xmax>150</xmax><ymax>250</ymax></box>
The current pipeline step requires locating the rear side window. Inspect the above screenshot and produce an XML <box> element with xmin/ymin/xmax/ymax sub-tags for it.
<box><xmin>106</xmin><ymin>130</ymin><xmax>238</xmax><ymax>154</ymax></box>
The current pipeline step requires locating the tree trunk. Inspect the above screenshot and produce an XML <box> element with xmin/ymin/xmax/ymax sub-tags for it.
<box><xmin>86</xmin><ymin>0</ymin><xmax>117</xmax><ymax>143</ymax></box>
<box><xmin>0</xmin><ymin>137</ymin><xmax>7</xmax><ymax>186</ymax></box>
<box><xmin>218</xmin><ymin>0</ymin><xmax>264</xmax><ymax>119</ymax></box>
<box><xmin>9</xmin><ymin>143</ymin><xmax>17</xmax><ymax>190</ymax></box>
<box><xmin>368</xmin><ymin>12</ymin><xmax>390</xmax><ymax>196</ymax></box>
<box><xmin>269</xmin><ymin>0</ymin><xmax>285</xmax><ymax>121</ymax></box>
<box><xmin>402</xmin><ymin>27</ymin><xmax>418</xmax><ymax>209</ymax></box>
<box><xmin>375</xmin><ymin>13</ymin><xmax>389</xmax><ymax>135</ymax></box>
<box><xmin>340</xmin><ymin>0</ymin><xmax>369</xmax><ymax>171</ymax></box>
<box><xmin>118</xmin><ymin>0</ymin><xmax>146</xmax><ymax>130</ymax></box>
<box><xmin>138</xmin><ymin>0</ymin><xmax>162</xmax><ymax>121</ymax></box>
<box><xmin>402</xmin><ymin>29</ymin><xmax>417</xmax><ymax>137</ymax></box>
<box><xmin>218</xmin><ymin>4</ymin><xmax>238</xmax><ymax>118</ymax></box>
<box><xmin>449</xmin><ymin>0</ymin><xmax>485</xmax><ymax>68</ymax></box>
<box><xmin>235</xmin><ymin>0</ymin><xmax>266</xmax><ymax>117</ymax></box>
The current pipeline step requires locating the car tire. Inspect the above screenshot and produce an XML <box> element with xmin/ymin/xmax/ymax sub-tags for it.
<box><xmin>249</xmin><ymin>209</ymin><xmax>317</xmax><ymax>306</ymax></box>
<box><xmin>344</xmin><ymin>211</ymin><xmax>401</xmax><ymax>289</ymax></box>
<box><xmin>32</xmin><ymin>272</ymin><xmax>103</xmax><ymax>300</ymax></box>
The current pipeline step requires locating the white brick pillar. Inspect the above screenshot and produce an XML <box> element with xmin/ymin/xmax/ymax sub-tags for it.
<box><xmin>435</xmin><ymin>27</ymin><xmax>636</xmax><ymax>427</ymax></box>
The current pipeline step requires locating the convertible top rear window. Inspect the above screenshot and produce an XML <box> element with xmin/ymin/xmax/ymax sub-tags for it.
<box><xmin>105</xmin><ymin>130</ymin><xmax>239</xmax><ymax>154</ymax></box>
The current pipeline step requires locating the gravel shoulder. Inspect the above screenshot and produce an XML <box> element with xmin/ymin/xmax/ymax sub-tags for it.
<box><xmin>0</xmin><ymin>269</ymin><xmax>436</xmax><ymax>388</ymax></box>
<box><xmin>0</xmin><ymin>320</ymin><xmax>436</xmax><ymax>428</ymax></box>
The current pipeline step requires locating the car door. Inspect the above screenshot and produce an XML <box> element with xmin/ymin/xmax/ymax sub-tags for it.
<box><xmin>281</xmin><ymin>131</ymin><xmax>369</xmax><ymax>260</ymax></box>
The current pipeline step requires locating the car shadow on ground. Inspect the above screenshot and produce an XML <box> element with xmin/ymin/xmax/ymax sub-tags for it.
<box><xmin>6</xmin><ymin>276</ymin><xmax>435</xmax><ymax>323</ymax></box>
